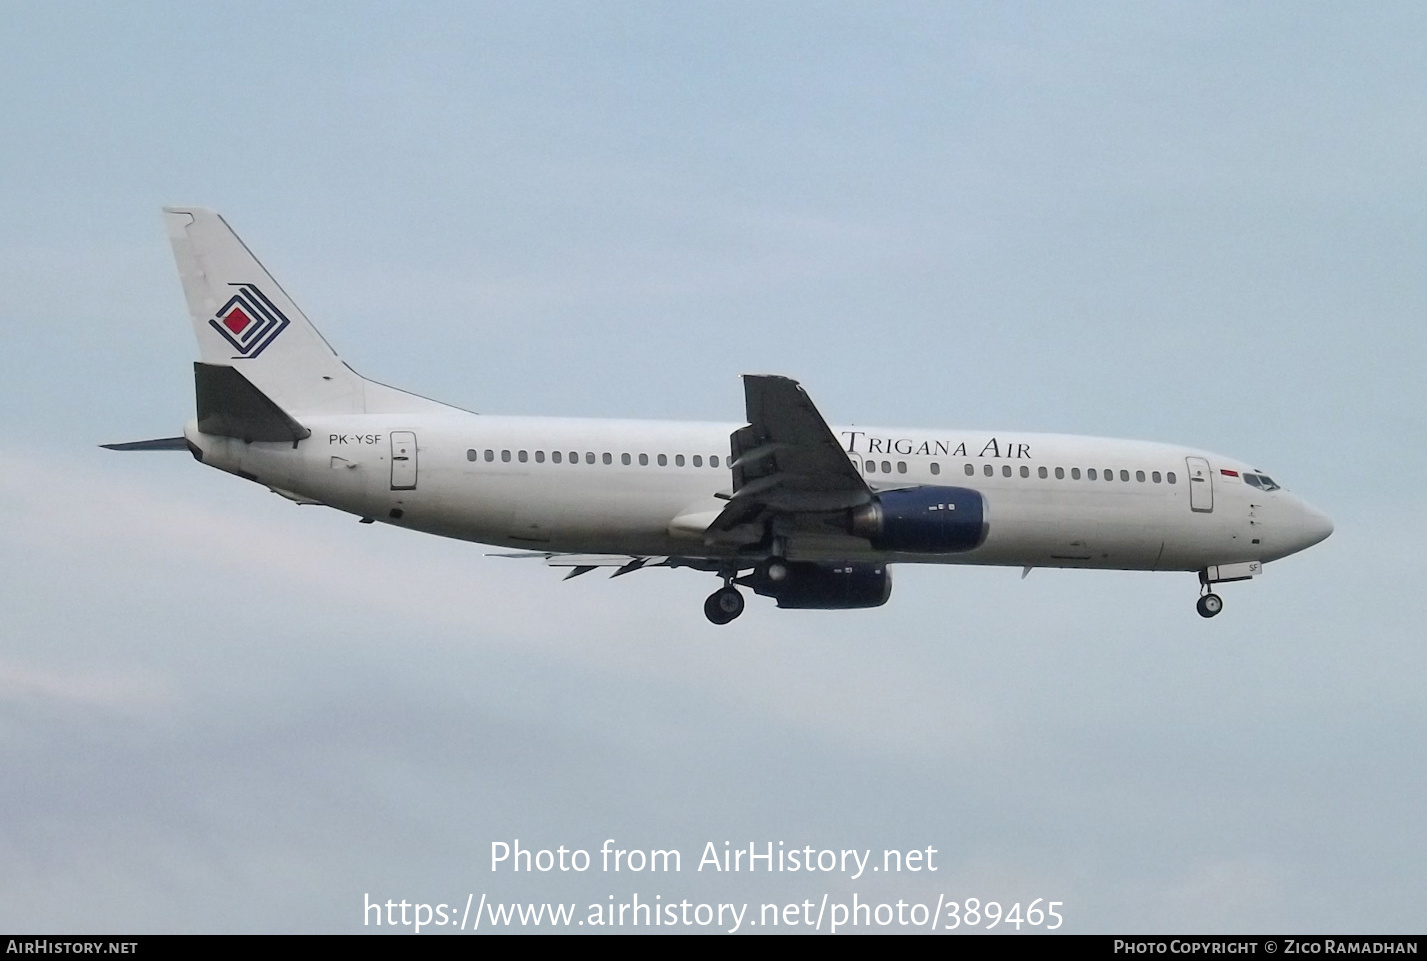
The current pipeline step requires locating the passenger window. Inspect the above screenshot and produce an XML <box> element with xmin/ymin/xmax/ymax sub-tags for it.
<box><xmin>1055</xmin><ymin>467</ymin><xmax>1064</xmax><ymax>479</ymax></box>
<box><xmin>535</xmin><ymin>451</ymin><xmax>545</xmax><ymax>463</ymax></box>
<box><xmin>877</xmin><ymin>461</ymin><xmax>888</xmax><ymax>473</ymax></box>
<box><xmin>897</xmin><ymin>461</ymin><xmax>907</xmax><ymax>474</ymax></box>
<box><xmin>963</xmin><ymin>463</ymin><xmax>973</xmax><ymax>476</ymax></box>
<box><xmin>501</xmin><ymin>450</ymin><xmax>511</xmax><ymax>463</ymax></box>
<box><xmin>518</xmin><ymin>450</ymin><xmax>528</xmax><ymax>463</ymax></box>
<box><xmin>1071</xmin><ymin>468</ymin><xmax>1080</xmax><ymax>480</ymax></box>
<box><xmin>658</xmin><ymin>453</ymin><xmax>667</xmax><ymax>466</ymax></box>
<box><xmin>585</xmin><ymin>452</ymin><xmax>595</xmax><ymax>464</ymax></box>
<box><xmin>639</xmin><ymin>453</ymin><xmax>648</xmax><ymax>466</ymax></box>
<box><xmin>865</xmin><ymin>460</ymin><xmax>875</xmax><ymax>473</ymax></box>
<box><xmin>619</xmin><ymin>453</ymin><xmax>629</xmax><ymax>465</ymax></box>
<box><xmin>569</xmin><ymin>452</ymin><xmax>578</xmax><ymax>464</ymax></box>
<box><xmin>675</xmin><ymin>454</ymin><xmax>685</xmax><ymax>467</ymax></box>
<box><xmin>1104</xmin><ymin>469</ymin><xmax>1113</xmax><ymax>481</ymax></box>
<box><xmin>1119</xmin><ymin>470</ymin><xmax>1129</xmax><ymax>481</ymax></box>
<box><xmin>1135</xmin><ymin>470</ymin><xmax>1145</xmax><ymax>482</ymax></box>
<box><xmin>1039</xmin><ymin>467</ymin><xmax>1048</xmax><ymax>479</ymax></box>
<box><xmin>693</xmin><ymin>455</ymin><xmax>703</xmax><ymax>467</ymax></box>
<box><xmin>1002</xmin><ymin>465</ymin><xmax>1012</xmax><ymax>478</ymax></box>
<box><xmin>1020</xmin><ymin>466</ymin><xmax>1029</xmax><ymax>478</ymax></box>
<box><xmin>1152</xmin><ymin>471</ymin><xmax>1160</xmax><ymax>483</ymax></box>
<box><xmin>931</xmin><ymin>463</ymin><xmax>941</xmax><ymax>476</ymax></box>
<box><xmin>711</xmin><ymin>455</ymin><xmax>720</xmax><ymax>468</ymax></box>
<box><xmin>484</xmin><ymin>450</ymin><xmax>494</xmax><ymax>462</ymax></box>
<box><xmin>552</xmin><ymin>451</ymin><xmax>562</xmax><ymax>464</ymax></box>
<box><xmin>1167</xmin><ymin>472</ymin><xmax>1177</xmax><ymax>484</ymax></box>
<box><xmin>1087</xmin><ymin>468</ymin><xmax>1097</xmax><ymax>480</ymax></box>
<box><xmin>603</xmin><ymin>453</ymin><xmax>612</xmax><ymax>465</ymax></box>
<box><xmin>466</xmin><ymin>449</ymin><xmax>476</xmax><ymax>462</ymax></box>
<box><xmin>984</xmin><ymin>464</ymin><xmax>993</xmax><ymax>477</ymax></box>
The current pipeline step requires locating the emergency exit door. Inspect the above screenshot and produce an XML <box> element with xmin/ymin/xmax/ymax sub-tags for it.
<box><xmin>1185</xmin><ymin>456</ymin><xmax>1212</xmax><ymax>512</ymax></box>
<box><xmin>390</xmin><ymin>432</ymin><xmax>418</xmax><ymax>490</ymax></box>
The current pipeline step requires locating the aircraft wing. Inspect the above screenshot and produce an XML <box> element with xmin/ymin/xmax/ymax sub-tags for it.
<box><xmin>710</xmin><ymin>375</ymin><xmax>872</xmax><ymax>533</ymax></box>
<box><xmin>489</xmin><ymin>552</ymin><xmax>721</xmax><ymax>579</ymax></box>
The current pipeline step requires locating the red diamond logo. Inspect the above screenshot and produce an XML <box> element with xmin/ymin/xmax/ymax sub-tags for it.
<box><xmin>222</xmin><ymin>307</ymin><xmax>251</xmax><ymax>335</ymax></box>
<box><xmin>208</xmin><ymin>286</ymin><xmax>290</xmax><ymax>358</ymax></box>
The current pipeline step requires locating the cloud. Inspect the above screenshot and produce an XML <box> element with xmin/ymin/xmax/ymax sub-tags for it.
<box><xmin>0</xmin><ymin>661</ymin><xmax>167</xmax><ymax>712</ymax></box>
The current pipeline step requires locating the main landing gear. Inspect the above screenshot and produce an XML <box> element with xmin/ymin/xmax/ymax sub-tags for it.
<box><xmin>704</xmin><ymin>585</ymin><xmax>745</xmax><ymax>625</ymax></box>
<box><xmin>704</xmin><ymin>566</ymin><xmax>746</xmax><ymax>625</ymax></box>
<box><xmin>1196</xmin><ymin>592</ymin><xmax>1224</xmax><ymax>618</ymax></box>
<box><xmin>703</xmin><ymin>540</ymin><xmax>784</xmax><ymax>624</ymax></box>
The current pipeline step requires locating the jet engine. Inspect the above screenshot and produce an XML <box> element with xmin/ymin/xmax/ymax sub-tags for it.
<box><xmin>737</xmin><ymin>561</ymin><xmax>892</xmax><ymax>610</ymax></box>
<box><xmin>848</xmin><ymin>486</ymin><xmax>987</xmax><ymax>553</ymax></box>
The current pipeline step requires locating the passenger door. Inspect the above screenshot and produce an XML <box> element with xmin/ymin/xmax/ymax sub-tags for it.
<box><xmin>1185</xmin><ymin>456</ymin><xmax>1212</xmax><ymax>512</ymax></box>
<box><xmin>390</xmin><ymin>431</ymin><xmax>418</xmax><ymax>490</ymax></box>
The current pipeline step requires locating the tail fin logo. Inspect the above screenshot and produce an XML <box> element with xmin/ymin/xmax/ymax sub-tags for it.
<box><xmin>208</xmin><ymin>284</ymin><xmax>291</xmax><ymax>359</ymax></box>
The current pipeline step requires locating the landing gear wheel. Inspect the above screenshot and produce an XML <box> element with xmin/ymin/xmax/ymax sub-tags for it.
<box><xmin>703</xmin><ymin>586</ymin><xmax>745</xmax><ymax>625</ymax></box>
<box><xmin>1196</xmin><ymin>593</ymin><xmax>1224</xmax><ymax>618</ymax></box>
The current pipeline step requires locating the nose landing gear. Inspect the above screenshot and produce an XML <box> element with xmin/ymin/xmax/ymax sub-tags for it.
<box><xmin>1195</xmin><ymin>566</ymin><xmax>1243</xmax><ymax>618</ymax></box>
<box><xmin>1196</xmin><ymin>592</ymin><xmax>1224</xmax><ymax>618</ymax></box>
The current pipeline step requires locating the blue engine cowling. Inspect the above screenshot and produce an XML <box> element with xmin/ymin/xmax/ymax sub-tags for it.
<box><xmin>849</xmin><ymin>486</ymin><xmax>987</xmax><ymax>553</ymax></box>
<box><xmin>737</xmin><ymin>561</ymin><xmax>892</xmax><ymax>610</ymax></box>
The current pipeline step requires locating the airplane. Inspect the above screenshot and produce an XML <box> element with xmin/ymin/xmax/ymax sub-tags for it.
<box><xmin>105</xmin><ymin>208</ymin><xmax>1333</xmax><ymax>625</ymax></box>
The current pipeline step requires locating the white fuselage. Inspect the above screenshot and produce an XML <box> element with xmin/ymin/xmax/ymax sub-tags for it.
<box><xmin>184</xmin><ymin>410</ymin><xmax>1334</xmax><ymax>573</ymax></box>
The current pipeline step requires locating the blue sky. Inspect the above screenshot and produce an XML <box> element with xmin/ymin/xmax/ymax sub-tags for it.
<box><xmin>1</xmin><ymin>1</ymin><xmax>1423</xmax><ymax>933</ymax></box>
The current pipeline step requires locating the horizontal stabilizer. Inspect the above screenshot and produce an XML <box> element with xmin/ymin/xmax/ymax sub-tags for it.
<box><xmin>100</xmin><ymin>437</ymin><xmax>190</xmax><ymax>451</ymax></box>
<box><xmin>195</xmin><ymin>362</ymin><xmax>311</xmax><ymax>444</ymax></box>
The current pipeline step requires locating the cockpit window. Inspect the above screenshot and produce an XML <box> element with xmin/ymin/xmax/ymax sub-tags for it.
<box><xmin>1243</xmin><ymin>473</ymin><xmax>1262</xmax><ymax>489</ymax></box>
<box><xmin>1244</xmin><ymin>473</ymin><xmax>1280</xmax><ymax>492</ymax></box>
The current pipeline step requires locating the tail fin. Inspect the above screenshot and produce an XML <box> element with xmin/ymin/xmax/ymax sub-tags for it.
<box><xmin>164</xmin><ymin>207</ymin><xmax>446</xmax><ymax>416</ymax></box>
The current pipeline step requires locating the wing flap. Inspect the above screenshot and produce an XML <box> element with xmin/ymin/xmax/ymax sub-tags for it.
<box><xmin>713</xmin><ymin>375</ymin><xmax>870</xmax><ymax>533</ymax></box>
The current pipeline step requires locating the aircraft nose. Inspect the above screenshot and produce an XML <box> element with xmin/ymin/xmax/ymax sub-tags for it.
<box><xmin>1294</xmin><ymin>502</ymin><xmax>1334</xmax><ymax>551</ymax></box>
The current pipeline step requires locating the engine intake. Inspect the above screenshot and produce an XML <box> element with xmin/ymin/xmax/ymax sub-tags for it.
<box><xmin>849</xmin><ymin>486</ymin><xmax>987</xmax><ymax>553</ymax></box>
